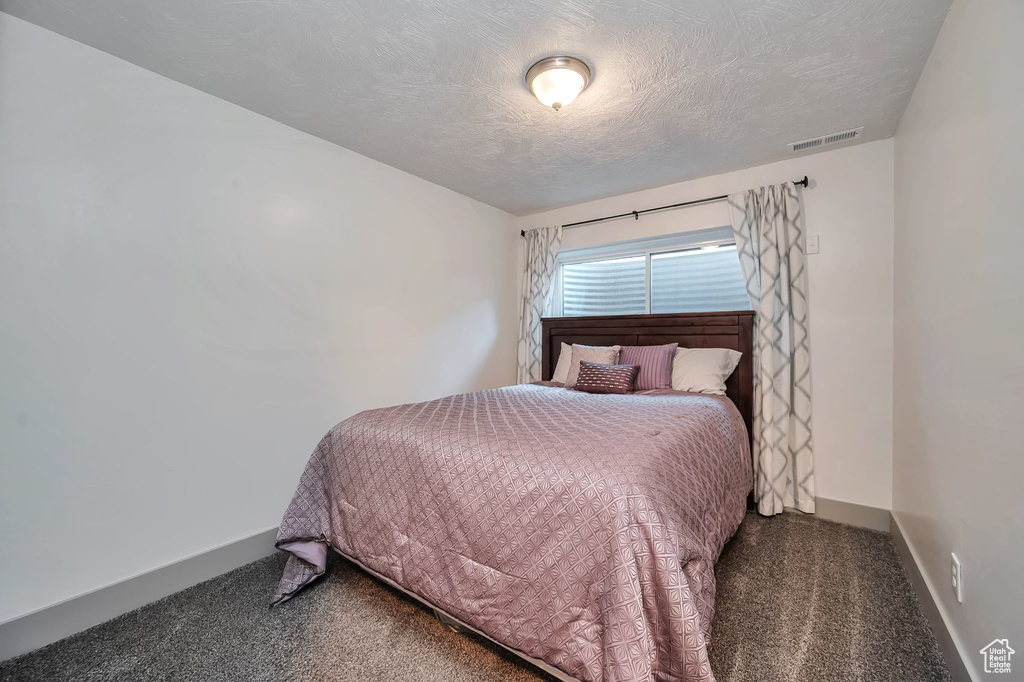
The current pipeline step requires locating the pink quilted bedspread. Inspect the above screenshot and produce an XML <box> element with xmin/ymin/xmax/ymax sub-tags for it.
<box><xmin>273</xmin><ymin>384</ymin><xmax>751</xmax><ymax>681</ymax></box>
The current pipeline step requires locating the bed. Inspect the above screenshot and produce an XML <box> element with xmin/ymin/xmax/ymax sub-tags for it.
<box><xmin>273</xmin><ymin>311</ymin><xmax>755</xmax><ymax>682</ymax></box>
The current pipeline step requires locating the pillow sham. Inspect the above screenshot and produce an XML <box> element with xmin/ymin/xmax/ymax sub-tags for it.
<box><xmin>565</xmin><ymin>344</ymin><xmax>621</xmax><ymax>389</ymax></box>
<box><xmin>551</xmin><ymin>342</ymin><xmax>573</xmax><ymax>384</ymax></box>
<box><xmin>671</xmin><ymin>347</ymin><xmax>743</xmax><ymax>395</ymax></box>
<box><xmin>619</xmin><ymin>343</ymin><xmax>678</xmax><ymax>391</ymax></box>
<box><xmin>574</xmin><ymin>361</ymin><xmax>640</xmax><ymax>395</ymax></box>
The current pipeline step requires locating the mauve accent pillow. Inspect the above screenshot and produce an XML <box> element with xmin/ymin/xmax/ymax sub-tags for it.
<box><xmin>565</xmin><ymin>344</ymin><xmax>621</xmax><ymax>389</ymax></box>
<box><xmin>619</xmin><ymin>343</ymin><xmax>678</xmax><ymax>391</ymax></box>
<box><xmin>574</xmin><ymin>362</ymin><xmax>640</xmax><ymax>395</ymax></box>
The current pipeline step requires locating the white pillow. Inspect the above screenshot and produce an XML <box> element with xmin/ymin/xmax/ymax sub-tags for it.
<box><xmin>551</xmin><ymin>343</ymin><xmax>572</xmax><ymax>383</ymax></box>
<box><xmin>671</xmin><ymin>347</ymin><xmax>742</xmax><ymax>395</ymax></box>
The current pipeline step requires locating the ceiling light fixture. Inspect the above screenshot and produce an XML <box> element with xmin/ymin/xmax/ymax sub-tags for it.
<box><xmin>526</xmin><ymin>56</ymin><xmax>591</xmax><ymax>111</ymax></box>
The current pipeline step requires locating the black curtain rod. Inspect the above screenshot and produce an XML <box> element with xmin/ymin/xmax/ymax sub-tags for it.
<box><xmin>521</xmin><ymin>176</ymin><xmax>809</xmax><ymax>237</ymax></box>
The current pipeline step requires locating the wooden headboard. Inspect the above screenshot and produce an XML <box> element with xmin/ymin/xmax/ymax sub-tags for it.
<box><xmin>541</xmin><ymin>311</ymin><xmax>755</xmax><ymax>440</ymax></box>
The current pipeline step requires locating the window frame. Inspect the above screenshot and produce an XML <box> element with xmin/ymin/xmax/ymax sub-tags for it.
<box><xmin>550</xmin><ymin>226</ymin><xmax>744</xmax><ymax>317</ymax></box>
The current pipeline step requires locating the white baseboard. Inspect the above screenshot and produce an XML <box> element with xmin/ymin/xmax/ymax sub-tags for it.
<box><xmin>813</xmin><ymin>496</ymin><xmax>891</xmax><ymax>532</ymax></box>
<box><xmin>0</xmin><ymin>527</ymin><xmax>279</xmax><ymax>662</ymax></box>
<box><xmin>889</xmin><ymin>512</ymin><xmax>975</xmax><ymax>682</ymax></box>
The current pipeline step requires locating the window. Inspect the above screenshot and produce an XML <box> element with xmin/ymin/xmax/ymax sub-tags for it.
<box><xmin>552</xmin><ymin>227</ymin><xmax>750</xmax><ymax>317</ymax></box>
<box><xmin>561</xmin><ymin>256</ymin><xmax>646</xmax><ymax>316</ymax></box>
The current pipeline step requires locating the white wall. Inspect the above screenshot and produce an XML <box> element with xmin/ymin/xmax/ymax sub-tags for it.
<box><xmin>0</xmin><ymin>13</ymin><xmax>518</xmax><ymax>624</ymax></box>
<box><xmin>517</xmin><ymin>140</ymin><xmax>896</xmax><ymax>511</ymax></box>
<box><xmin>892</xmin><ymin>0</ymin><xmax>1024</xmax><ymax>676</ymax></box>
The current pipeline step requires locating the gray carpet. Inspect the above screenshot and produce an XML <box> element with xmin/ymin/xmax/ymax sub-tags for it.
<box><xmin>0</xmin><ymin>513</ymin><xmax>951</xmax><ymax>682</ymax></box>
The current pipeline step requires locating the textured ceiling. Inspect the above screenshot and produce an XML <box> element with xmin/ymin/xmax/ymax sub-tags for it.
<box><xmin>1</xmin><ymin>0</ymin><xmax>950</xmax><ymax>215</ymax></box>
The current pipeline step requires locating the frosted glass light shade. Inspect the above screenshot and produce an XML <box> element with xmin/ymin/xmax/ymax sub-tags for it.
<box><xmin>526</xmin><ymin>57</ymin><xmax>591</xmax><ymax>111</ymax></box>
<box><xmin>530</xmin><ymin>68</ymin><xmax>584</xmax><ymax>109</ymax></box>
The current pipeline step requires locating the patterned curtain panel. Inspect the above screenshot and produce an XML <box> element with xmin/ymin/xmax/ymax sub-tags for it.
<box><xmin>517</xmin><ymin>226</ymin><xmax>562</xmax><ymax>384</ymax></box>
<box><xmin>728</xmin><ymin>184</ymin><xmax>815</xmax><ymax>515</ymax></box>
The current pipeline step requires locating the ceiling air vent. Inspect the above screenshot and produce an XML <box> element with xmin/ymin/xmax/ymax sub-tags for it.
<box><xmin>788</xmin><ymin>127</ymin><xmax>863</xmax><ymax>153</ymax></box>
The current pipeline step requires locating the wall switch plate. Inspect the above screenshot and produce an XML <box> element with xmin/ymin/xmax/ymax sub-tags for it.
<box><xmin>806</xmin><ymin>235</ymin><xmax>820</xmax><ymax>254</ymax></box>
<box><xmin>951</xmin><ymin>553</ymin><xmax>963</xmax><ymax>603</ymax></box>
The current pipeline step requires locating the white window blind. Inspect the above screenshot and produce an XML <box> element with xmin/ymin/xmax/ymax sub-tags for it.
<box><xmin>650</xmin><ymin>246</ymin><xmax>750</xmax><ymax>313</ymax></box>
<box><xmin>561</xmin><ymin>256</ymin><xmax>646</xmax><ymax>316</ymax></box>
<box><xmin>553</xmin><ymin>227</ymin><xmax>751</xmax><ymax>317</ymax></box>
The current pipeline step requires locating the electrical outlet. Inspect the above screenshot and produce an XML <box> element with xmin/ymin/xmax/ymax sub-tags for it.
<box><xmin>951</xmin><ymin>553</ymin><xmax>963</xmax><ymax>603</ymax></box>
<box><xmin>806</xmin><ymin>235</ymin><xmax>820</xmax><ymax>254</ymax></box>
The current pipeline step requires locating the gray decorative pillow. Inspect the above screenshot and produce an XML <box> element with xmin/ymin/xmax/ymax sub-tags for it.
<box><xmin>575</xmin><ymin>362</ymin><xmax>640</xmax><ymax>395</ymax></box>
<box><xmin>566</xmin><ymin>344</ymin><xmax>621</xmax><ymax>388</ymax></box>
